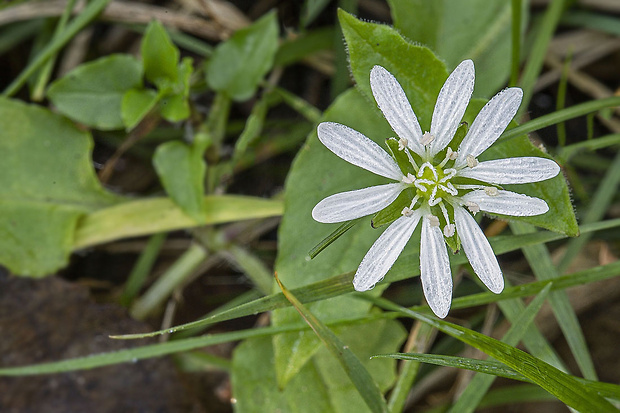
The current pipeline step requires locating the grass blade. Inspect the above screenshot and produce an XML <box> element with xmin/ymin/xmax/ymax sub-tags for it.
<box><xmin>367</xmin><ymin>297</ymin><xmax>618</xmax><ymax>412</ymax></box>
<box><xmin>511</xmin><ymin>221</ymin><xmax>597</xmax><ymax>380</ymax></box>
<box><xmin>447</xmin><ymin>284</ymin><xmax>551</xmax><ymax>412</ymax></box>
<box><xmin>276</xmin><ymin>275</ymin><xmax>389</xmax><ymax>413</ymax></box>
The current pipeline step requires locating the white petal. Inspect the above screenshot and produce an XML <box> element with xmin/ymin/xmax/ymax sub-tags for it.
<box><xmin>354</xmin><ymin>212</ymin><xmax>422</xmax><ymax>291</ymax></box>
<box><xmin>429</xmin><ymin>60</ymin><xmax>475</xmax><ymax>157</ymax></box>
<box><xmin>457</xmin><ymin>157</ymin><xmax>561</xmax><ymax>184</ymax></box>
<box><xmin>420</xmin><ymin>215</ymin><xmax>453</xmax><ymax>318</ymax></box>
<box><xmin>370</xmin><ymin>66</ymin><xmax>425</xmax><ymax>156</ymax></box>
<box><xmin>454</xmin><ymin>207</ymin><xmax>503</xmax><ymax>293</ymax></box>
<box><xmin>317</xmin><ymin>122</ymin><xmax>403</xmax><ymax>181</ymax></box>
<box><xmin>312</xmin><ymin>183</ymin><xmax>406</xmax><ymax>223</ymax></box>
<box><xmin>460</xmin><ymin>189</ymin><xmax>549</xmax><ymax>216</ymax></box>
<box><xmin>455</xmin><ymin>88</ymin><xmax>523</xmax><ymax>168</ymax></box>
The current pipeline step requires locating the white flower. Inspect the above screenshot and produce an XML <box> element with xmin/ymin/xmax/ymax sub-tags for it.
<box><xmin>312</xmin><ymin>60</ymin><xmax>561</xmax><ymax>318</ymax></box>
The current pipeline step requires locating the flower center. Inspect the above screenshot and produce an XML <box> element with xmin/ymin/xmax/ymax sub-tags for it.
<box><xmin>413</xmin><ymin>162</ymin><xmax>457</xmax><ymax>206</ymax></box>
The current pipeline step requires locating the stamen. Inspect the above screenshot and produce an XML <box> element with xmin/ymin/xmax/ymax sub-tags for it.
<box><xmin>439</xmin><ymin>202</ymin><xmax>450</xmax><ymax>223</ymax></box>
<box><xmin>398</xmin><ymin>137</ymin><xmax>408</xmax><ymax>151</ymax></box>
<box><xmin>484</xmin><ymin>187</ymin><xmax>499</xmax><ymax>196</ymax></box>
<box><xmin>443</xmin><ymin>224</ymin><xmax>455</xmax><ymax>237</ymax></box>
<box><xmin>409</xmin><ymin>195</ymin><xmax>420</xmax><ymax>209</ymax></box>
<box><xmin>439</xmin><ymin>148</ymin><xmax>457</xmax><ymax>168</ymax></box>
<box><xmin>466</xmin><ymin>201</ymin><xmax>480</xmax><ymax>214</ymax></box>
<box><xmin>455</xmin><ymin>184</ymin><xmax>486</xmax><ymax>190</ymax></box>
<box><xmin>403</xmin><ymin>148</ymin><xmax>420</xmax><ymax>173</ymax></box>
<box><xmin>466</xmin><ymin>154</ymin><xmax>479</xmax><ymax>168</ymax></box>
<box><xmin>428</xmin><ymin>214</ymin><xmax>440</xmax><ymax>227</ymax></box>
<box><xmin>402</xmin><ymin>207</ymin><xmax>414</xmax><ymax>217</ymax></box>
<box><xmin>402</xmin><ymin>173</ymin><xmax>416</xmax><ymax>184</ymax></box>
<box><xmin>421</xmin><ymin>132</ymin><xmax>435</xmax><ymax>146</ymax></box>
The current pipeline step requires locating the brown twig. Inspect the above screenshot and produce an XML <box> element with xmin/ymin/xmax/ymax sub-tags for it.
<box><xmin>0</xmin><ymin>0</ymin><xmax>229</xmax><ymax>40</ymax></box>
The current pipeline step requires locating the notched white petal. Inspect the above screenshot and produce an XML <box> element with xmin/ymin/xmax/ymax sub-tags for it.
<box><xmin>420</xmin><ymin>215</ymin><xmax>453</xmax><ymax>318</ymax></box>
<box><xmin>312</xmin><ymin>183</ymin><xmax>406</xmax><ymax>223</ymax></box>
<box><xmin>354</xmin><ymin>212</ymin><xmax>422</xmax><ymax>291</ymax></box>
<box><xmin>457</xmin><ymin>157</ymin><xmax>560</xmax><ymax>184</ymax></box>
<box><xmin>454</xmin><ymin>207</ymin><xmax>504</xmax><ymax>294</ymax></box>
<box><xmin>370</xmin><ymin>66</ymin><xmax>425</xmax><ymax>156</ymax></box>
<box><xmin>461</xmin><ymin>189</ymin><xmax>549</xmax><ymax>217</ymax></box>
<box><xmin>430</xmin><ymin>59</ymin><xmax>475</xmax><ymax>157</ymax></box>
<box><xmin>317</xmin><ymin>122</ymin><xmax>403</xmax><ymax>180</ymax></box>
<box><xmin>455</xmin><ymin>88</ymin><xmax>523</xmax><ymax>168</ymax></box>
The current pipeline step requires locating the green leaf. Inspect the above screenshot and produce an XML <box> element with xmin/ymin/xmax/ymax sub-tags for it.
<box><xmin>73</xmin><ymin>195</ymin><xmax>283</xmax><ymax>249</ymax></box>
<box><xmin>206</xmin><ymin>11</ymin><xmax>279</xmax><ymax>101</ymax></box>
<box><xmin>339</xmin><ymin>9</ymin><xmax>448</xmax><ymax>131</ymax></box>
<box><xmin>272</xmin><ymin>14</ymin><xmax>452</xmax><ymax>389</ymax></box>
<box><xmin>272</xmin><ymin>89</ymin><xmax>396</xmax><ymax>388</ymax></box>
<box><xmin>47</xmin><ymin>54</ymin><xmax>142</xmax><ymax>130</ymax></box>
<box><xmin>121</xmin><ymin>88</ymin><xmax>159</xmax><ymax>129</ymax></box>
<box><xmin>277</xmin><ymin>277</ymin><xmax>391</xmax><ymax>413</ymax></box>
<box><xmin>373</xmin><ymin>354</ymin><xmax>620</xmax><ymax>401</ymax></box>
<box><xmin>231</xmin><ymin>317</ymin><xmax>404</xmax><ymax>413</ymax></box>
<box><xmin>388</xmin><ymin>0</ymin><xmax>526</xmax><ymax>97</ymax></box>
<box><xmin>153</xmin><ymin>141</ymin><xmax>206</xmax><ymax>222</ymax></box>
<box><xmin>141</xmin><ymin>20</ymin><xmax>179</xmax><ymax>89</ymax></box>
<box><xmin>301</xmin><ymin>0</ymin><xmax>331</xmax><ymax>27</ymax></box>
<box><xmin>369</xmin><ymin>298</ymin><xmax>618</xmax><ymax>413</ymax></box>
<box><xmin>159</xmin><ymin>57</ymin><xmax>193</xmax><ymax>122</ymax></box>
<box><xmin>0</xmin><ymin>97</ymin><xmax>121</xmax><ymax>276</ymax></box>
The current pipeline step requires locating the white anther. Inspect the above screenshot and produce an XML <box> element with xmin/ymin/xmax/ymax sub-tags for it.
<box><xmin>443</xmin><ymin>224</ymin><xmax>455</xmax><ymax>237</ymax></box>
<box><xmin>402</xmin><ymin>173</ymin><xmax>416</xmax><ymax>184</ymax></box>
<box><xmin>466</xmin><ymin>154</ymin><xmax>479</xmax><ymax>168</ymax></box>
<box><xmin>398</xmin><ymin>137</ymin><xmax>408</xmax><ymax>151</ymax></box>
<box><xmin>448</xmin><ymin>148</ymin><xmax>458</xmax><ymax>160</ymax></box>
<box><xmin>428</xmin><ymin>215</ymin><xmax>440</xmax><ymax>227</ymax></box>
<box><xmin>484</xmin><ymin>187</ymin><xmax>499</xmax><ymax>196</ymax></box>
<box><xmin>466</xmin><ymin>201</ymin><xmax>480</xmax><ymax>214</ymax></box>
<box><xmin>421</xmin><ymin>132</ymin><xmax>435</xmax><ymax>146</ymax></box>
<box><xmin>402</xmin><ymin>207</ymin><xmax>414</xmax><ymax>217</ymax></box>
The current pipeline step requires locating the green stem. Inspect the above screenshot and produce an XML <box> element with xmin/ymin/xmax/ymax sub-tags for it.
<box><xmin>517</xmin><ymin>0</ymin><xmax>567</xmax><ymax>116</ymax></box>
<box><xmin>509</xmin><ymin>0</ymin><xmax>522</xmax><ymax>87</ymax></box>
<box><xmin>2</xmin><ymin>0</ymin><xmax>112</xmax><ymax>97</ymax></box>
<box><xmin>31</xmin><ymin>0</ymin><xmax>77</xmax><ymax>101</ymax></box>
<box><xmin>501</xmin><ymin>96</ymin><xmax>620</xmax><ymax>142</ymax></box>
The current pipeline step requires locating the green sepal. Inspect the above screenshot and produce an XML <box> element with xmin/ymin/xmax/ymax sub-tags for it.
<box><xmin>371</xmin><ymin>187</ymin><xmax>416</xmax><ymax>228</ymax></box>
<box><xmin>385</xmin><ymin>137</ymin><xmax>416</xmax><ymax>176</ymax></box>
<box><xmin>445</xmin><ymin>229</ymin><xmax>461</xmax><ymax>254</ymax></box>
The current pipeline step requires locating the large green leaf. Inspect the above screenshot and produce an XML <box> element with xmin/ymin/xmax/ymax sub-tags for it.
<box><xmin>272</xmin><ymin>15</ymin><xmax>449</xmax><ymax>385</ymax></box>
<box><xmin>205</xmin><ymin>11</ymin><xmax>279</xmax><ymax>101</ymax></box>
<box><xmin>231</xmin><ymin>318</ymin><xmax>404</xmax><ymax>413</ymax></box>
<box><xmin>272</xmin><ymin>89</ymin><xmax>397</xmax><ymax>388</ymax></box>
<box><xmin>388</xmin><ymin>0</ymin><xmax>526</xmax><ymax>97</ymax></box>
<box><xmin>46</xmin><ymin>54</ymin><xmax>142</xmax><ymax>130</ymax></box>
<box><xmin>0</xmin><ymin>98</ymin><xmax>121</xmax><ymax>276</ymax></box>
<box><xmin>339</xmin><ymin>10</ymin><xmax>447</xmax><ymax>131</ymax></box>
